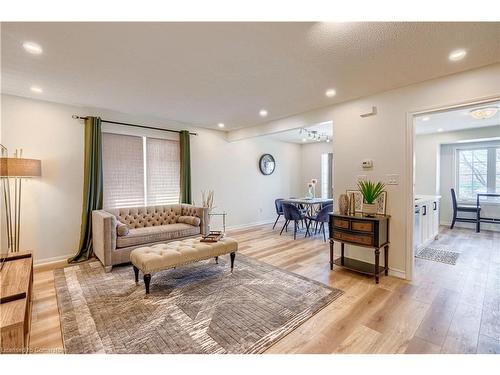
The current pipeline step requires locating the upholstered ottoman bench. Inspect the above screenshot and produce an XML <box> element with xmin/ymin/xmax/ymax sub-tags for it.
<box><xmin>130</xmin><ymin>237</ymin><xmax>238</xmax><ymax>294</ymax></box>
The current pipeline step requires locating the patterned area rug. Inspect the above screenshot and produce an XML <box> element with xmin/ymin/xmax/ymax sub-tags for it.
<box><xmin>54</xmin><ymin>254</ymin><xmax>343</xmax><ymax>354</ymax></box>
<box><xmin>415</xmin><ymin>247</ymin><xmax>460</xmax><ymax>265</ymax></box>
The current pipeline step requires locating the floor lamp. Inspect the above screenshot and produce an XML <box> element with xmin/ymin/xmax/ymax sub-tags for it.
<box><xmin>0</xmin><ymin>146</ymin><xmax>42</xmax><ymax>253</ymax></box>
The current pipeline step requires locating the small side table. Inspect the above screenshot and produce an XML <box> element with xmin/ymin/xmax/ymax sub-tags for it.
<box><xmin>208</xmin><ymin>212</ymin><xmax>227</xmax><ymax>236</ymax></box>
<box><xmin>328</xmin><ymin>213</ymin><xmax>390</xmax><ymax>283</ymax></box>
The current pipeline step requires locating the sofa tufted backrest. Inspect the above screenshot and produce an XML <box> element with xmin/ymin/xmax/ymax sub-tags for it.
<box><xmin>181</xmin><ymin>204</ymin><xmax>202</xmax><ymax>218</ymax></box>
<box><xmin>107</xmin><ymin>205</ymin><xmax>184</xmax><ymax>229</ymax></box>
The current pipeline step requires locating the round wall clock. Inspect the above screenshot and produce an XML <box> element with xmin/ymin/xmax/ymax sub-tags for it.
<box><xmin>259</xmin><ymin>154</ymin><xmax>276</xmax><ymax>175</ymax></box>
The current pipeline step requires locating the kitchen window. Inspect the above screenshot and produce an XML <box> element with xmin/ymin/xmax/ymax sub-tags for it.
<box><xmin>102</xmin><ymin>133</ymin><xmax>180</xmax><ymax>209</ymax></box>
<box><xmin>456</xmin><ymin>145</ymin><xmax>500</xmax><ymax>201</ymax></box>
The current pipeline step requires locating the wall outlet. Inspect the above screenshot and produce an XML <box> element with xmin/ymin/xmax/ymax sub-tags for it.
<box><xmin>357</xmin><ymin>175</ymin><xmax>367</xmax><ymax>182</ymax></box>
<box><xmin>386</xmin><ymin>174</ymin><xmax>400</xmax><ymax>185</ymax></box>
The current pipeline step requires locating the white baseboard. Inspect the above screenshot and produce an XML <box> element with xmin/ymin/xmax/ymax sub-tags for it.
<box><xmin>226</xmin><ymin>219</ymin><xmax>275</xmax><ymax>230</ymax></box>
<box><xmin>388</xmin><ymin>267</ymin><xmax>406</xmax><ymax>279</ymax></box>
<box><xmin>34</xmin><ymin>253</ymin><xmax>73</xmax><ymax>266</ymax></box>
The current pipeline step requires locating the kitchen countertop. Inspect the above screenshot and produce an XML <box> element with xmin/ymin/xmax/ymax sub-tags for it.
<box><xmin>415</xmin><ymin>195</ymin><xmax>441</xmax><ymax>205</ymax></box>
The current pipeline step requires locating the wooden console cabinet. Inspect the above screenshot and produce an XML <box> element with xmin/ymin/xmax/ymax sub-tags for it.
<box><xmin>328</xmin><ymin>213</ymin><xmax>390</xmax><ymax>283</ymax></box>
<box><xmin>0</xmin><ymin>252</ymin><xmax>33</xmax><ymax>354</ymax></box>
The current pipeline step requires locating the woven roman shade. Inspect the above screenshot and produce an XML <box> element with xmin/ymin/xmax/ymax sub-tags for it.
<box><xmin>146</xmin><ymin>137</ymin><xmax>180</xmax><ymax>205</ymax></box>
<box><xmin>102</xmin><ymin>133</ymin><xmax>145</xmax><ymax>209</ymax></box>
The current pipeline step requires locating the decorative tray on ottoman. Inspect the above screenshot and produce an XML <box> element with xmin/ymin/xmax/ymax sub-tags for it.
<box><xmin>200</xmin><ymin>231</ymin><xmax>224</xmax><ymax>243</ymax></box>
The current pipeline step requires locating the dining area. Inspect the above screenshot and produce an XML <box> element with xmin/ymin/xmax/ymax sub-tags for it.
<box><xmin>451</xmin><ymin>189</ymin><xmax>500</xmax><ymax>232</ymax></box>
<box><xmin>273</xmin><ymin>197</ymin><xmax>333</xmax><ymax>241</ymax></box>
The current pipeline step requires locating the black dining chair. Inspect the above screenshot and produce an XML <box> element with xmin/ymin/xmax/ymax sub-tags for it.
<box><xmin>273</xmin><ymin>198</ymin><xmax>284</xmax><ymax>229</ymax></box>
<box><xmin>305</xmin><ymin>204</ymin><xmax>333</xmax><ymax>242</ymax></box>
<box><xmin>281</xmin><ymin>203</ymin><xmax>305</xmax><ymax>240</ymax></box>
<box><xmin>450</xmin><ymin>188</ymin><xmax>481</xmax><ymax>232</ymax></box>
<box><xmin>320</xmin><ymin>200</ymin><xmax>333</xmax><ymax>210</ymax></box>
<box><xmin>289</xmin><ymin>197</ymin><xmax>307</xmax><ymax>216</ymax></box>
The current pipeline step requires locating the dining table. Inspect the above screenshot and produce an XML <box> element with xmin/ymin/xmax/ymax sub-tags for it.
<box><xmin>476</xmin><ymin>193</ymin><xmax>500</xmax><ymax>232</ymax></box>
<box><xmin>282</xmin><ymin>197</ymin><xmax>334</xmax><ymax>216</ymax></box>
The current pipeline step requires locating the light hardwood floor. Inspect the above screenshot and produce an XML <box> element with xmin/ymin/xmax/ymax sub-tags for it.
<box><xmin>29</xmin><ymin>224</ymin><xmax>500</xmax><ymax>354</ymax></box>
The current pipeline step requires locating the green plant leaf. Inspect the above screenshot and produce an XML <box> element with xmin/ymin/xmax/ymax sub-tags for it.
<box><xmin>357</xmin><ymin>180</ymin><xmax>386</xmax><ymax>204</ymax></box>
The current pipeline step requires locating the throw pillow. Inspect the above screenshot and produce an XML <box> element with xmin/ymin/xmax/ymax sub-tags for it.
<box><xmin>116</xmin><ymin>221</ymin><xmax>129</xmax><ymax>236</ymax></box>
<box><xmin>177</xmin><ymin>215</ymin><xmax>201</xmax><ymax>226</ymax></box>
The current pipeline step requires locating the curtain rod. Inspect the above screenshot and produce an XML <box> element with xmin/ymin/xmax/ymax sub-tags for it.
<box><xmin>72</xmin><ymin>115</ymin><xmax>197</xmax><ymax>136</ymax></box>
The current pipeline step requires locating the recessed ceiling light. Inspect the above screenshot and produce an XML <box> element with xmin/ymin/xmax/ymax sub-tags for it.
<box><xmin>259</xmin><ymin>109</ymin><xmax>268</xmax><ymax>117</ymax></box>
<box><xmin>30</xmin><ymin>86</ymin><xmax>43</xmax><ymax>93</ymax></box>
<box><xmin>217</xmin><ymin>123</ymin><xmax>225</xmax><ymax>128</ymax></box>
<box><xmin>437</xmin><ymin>128</ymin><xmax>444</xmax><ymax>132</ymax></box>
<box><xmin>23</xmin><ymin>41</ymin><xmax>43</xmax><ymax>55</ymax></box>
<box><xmin>302</xmin><ymin>138</ymin><xmax>307</xmax><ymax>142</ymax></box>
<box><xmin>421</xmin><ymin>116</ymin><xmax>430</xmax><ymax>122</ymax></box>
<box><xmin>470</xmin><ymin>107</ymin><xmax>498</xmax><ymax>120</ymax></box>
<box><xmin>325</xmin><ymin>89</ymin><xmax>336</xmax><ymax>98</ymax></box>
<box><xmin>449</xmin><ymin>49</ymin><xmax>467</xmax><ymax>62</ymax></box>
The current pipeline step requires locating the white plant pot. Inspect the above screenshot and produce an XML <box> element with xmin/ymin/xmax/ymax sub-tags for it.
<box><xmin>362</xmin><ymin>203</ymin><xmax>377</xmax><ymax>215</ymax></box>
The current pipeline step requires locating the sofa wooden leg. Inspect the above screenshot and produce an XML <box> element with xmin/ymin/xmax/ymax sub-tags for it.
<box><xmin>104</xmin><ymin>266</ymin><xmax>112</xmax><ymax>273</ymax></box>
<box><xmin>144</xmin><ymin>274</ymin><xmax>151</xmax><ymax>294</ymax></box>
<box><xmin>215</xmin><ymin>256</ymin><xmax>219</xmax><ymax>264</ymax></box>
<box><xmin>133</xmin><ymin>265</ymin><xmax>139</xmax><ymax>284</ymax></box>
<box><xmin>230</xmin><ymin>252</ymin><xmax>235</xmax><ymax>272</ymax></box>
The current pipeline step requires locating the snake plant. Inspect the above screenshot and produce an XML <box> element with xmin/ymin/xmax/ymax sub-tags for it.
<box><xmin>357</xmin><ymin>180</ymin><xmax>386</xmax><ymax>204</ymax></box>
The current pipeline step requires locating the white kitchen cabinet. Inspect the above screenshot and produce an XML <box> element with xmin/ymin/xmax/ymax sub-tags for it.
<box><xmin>414</xmin><ymin>195</ymin><xmax>441</xmax><ymax>249</ymax></box>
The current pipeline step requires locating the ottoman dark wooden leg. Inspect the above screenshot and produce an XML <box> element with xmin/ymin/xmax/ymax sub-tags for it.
<box><xmin>133</xmin><ymin>265</ymin><xmax>139</xmax><ymax>284</ymax></box>
<box><xmin>215</xmin><ymin>256</ymin><xmax>219</xmax><ymax>264</ymax></box>
<box><xmin>144</xmin><ymin>274</ymin><xmax>151</xmax><ymax>294</ymax></box>
<box><xmin>230</xmin><ymin>252</ymin><xmax>236</xmax><ymax>272</ymax></box>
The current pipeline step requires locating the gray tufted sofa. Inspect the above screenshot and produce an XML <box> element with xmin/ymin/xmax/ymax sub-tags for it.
<box><xmin>92</xmin><ymin>204</ymin><xmax>209</xmax><ymax>271</ymax></box>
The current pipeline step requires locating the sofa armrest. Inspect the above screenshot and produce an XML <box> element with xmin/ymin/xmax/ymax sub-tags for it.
<box><xmin>92</xmin><ymin>210</ymin><xmax>117</xmax><ymax>269</ymax></box>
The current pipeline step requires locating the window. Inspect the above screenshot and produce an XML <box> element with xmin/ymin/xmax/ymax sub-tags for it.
<box><xmin>146</xmin><ymin>138</ymin><xmax>180</xmax><ymax>205</ymax></box>
<box><xmin>102</xmin><ymin>133</ymin><xmax>180</xmax><ymax>209</ymax></box>
<box><xmin>321</xmin><ymin>153</ymin><xmax>333</xmax><ymax>199</ymax></box>
<box><xmin>497</xmin><ymin>148</ymin><xmax>500</xmax><ymax>194</ymax></box>
<box><xmin>456</xmin><ymin>145</ymin><xmax>500</xmax><ymax>201</ymax></box>
<box><xmin>102</xmin><ymin>134</ymin><xmax>145</xmax><ymax>208</ymax></box>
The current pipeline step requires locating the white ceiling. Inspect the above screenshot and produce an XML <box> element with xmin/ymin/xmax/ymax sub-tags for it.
<box><xmin>415</xmin><ymin>100</ymin><xmax>500</xmax><ymax>135</ymax></box>
<box><xmin>2</xmin><ymin>22</ymin><xmax>500</xmax><ymax>130</ymax></box>
<box><xmin>267</xmin><ymin>121</ymin><xmax>333</xmax><ymax>144</ymax></box>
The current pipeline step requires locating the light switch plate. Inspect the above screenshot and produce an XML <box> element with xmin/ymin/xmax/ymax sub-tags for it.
<box><xmin>386</xmin><ymin>174</ymin><xmax>399</xmax><ymax>185</ymax></box>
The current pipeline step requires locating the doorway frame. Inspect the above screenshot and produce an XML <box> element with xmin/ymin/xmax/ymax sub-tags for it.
<box><xmin>404</xmin><ymin>94</ymin><xmax>500</xmax><ymax>281</ymax></box>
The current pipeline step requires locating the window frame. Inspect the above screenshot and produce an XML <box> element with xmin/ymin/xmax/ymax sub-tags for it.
<box><xmin>320</xmin><ymin>152</ymin><xmax>333</xmax><ymax>199</ymax></box>
<box><xmin>102</xmin><ymin>131</ymin><xmax>181</xmax><ymax>209</ymax></box>
<box><xmin>454</xmin><ymin>143</ymin><xmax>500</xmax><ymax>204</ymax></box>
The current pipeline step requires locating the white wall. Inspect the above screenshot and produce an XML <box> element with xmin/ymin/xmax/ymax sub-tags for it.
<box><xmin>300</xmin><ymin>142</ymin><xmax>332</xmax><ymax>197</ymax></box>
<box><xmin>415</xmin><ymin>125</ymin><xmax>500</xmax><ymax>196</ymax></box>
<box><xmin>226</xmin><ymin>63</ymin><xmax>500</xmax><ymax>278</ymax></box>
<box><xmin>0</xmin><ymin>94</ymin><xmax>302</xmax><ymax>263</ymax></box>
<box><xmin>1</xmin><ymin>96</ymin><xmax>85</xmax><ymax>263</ymax></box>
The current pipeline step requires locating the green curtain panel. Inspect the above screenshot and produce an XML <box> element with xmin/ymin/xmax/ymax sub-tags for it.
<box><xmin>179</xmin><ymin>130</ymin><xmax>192</xmax><ymax>204</ymax></box>
<box><xmin>69</xmin><ymin>117</ymin><xmax>103</xmax><ymax>263</ymax></box>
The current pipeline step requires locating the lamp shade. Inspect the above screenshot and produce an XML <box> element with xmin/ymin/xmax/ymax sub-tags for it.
<box><xmin>0</xmin><ymin>158</ymin><xmax>42</xmax><ymax>177</ymax></box>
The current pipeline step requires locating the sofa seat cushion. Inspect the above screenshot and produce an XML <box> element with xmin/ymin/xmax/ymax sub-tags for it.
<box><xmin>116</xmin><ymin>223</ymin><xmax>200</xmax><ymax>248</ymax></box>
<box><xmin>130</xmin><ymin>237</ymin><xmax>238</xmax><ymax>274</ymax></box>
